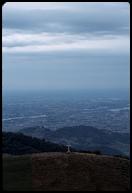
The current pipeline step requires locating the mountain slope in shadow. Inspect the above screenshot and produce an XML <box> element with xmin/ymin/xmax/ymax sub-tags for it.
<box><xmin>20</xmin><ymin>125</ymin><xmax>130</xmax><ymax>156</ymax></box>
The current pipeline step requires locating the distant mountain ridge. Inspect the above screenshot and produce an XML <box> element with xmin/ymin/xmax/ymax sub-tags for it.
<box><xmin>19</xmin><ymin>125</ymin><xmax>130</xmax><ymax>156</ymax></box>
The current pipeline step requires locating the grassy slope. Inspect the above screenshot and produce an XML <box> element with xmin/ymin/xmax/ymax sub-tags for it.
<box><xmin>3</xmin><ymin>153</ymin><xmax>130</xmax><ymax>191</ymax></box>
<box><xmin>3</xmin><ymin>155</ymin><xmax>32</xmax><ymax>191</ymax></box>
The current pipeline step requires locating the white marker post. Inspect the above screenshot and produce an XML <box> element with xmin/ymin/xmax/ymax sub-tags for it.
<box><xmin>66</xmin><ymin>145</ymin><xmax>71</xmax><ymax>153</ymax></box>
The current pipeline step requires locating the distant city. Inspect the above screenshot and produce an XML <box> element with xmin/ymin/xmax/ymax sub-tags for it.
<box><xmin>2</xmin><ymin>90</ymin><xmax>130</xmax><ymax>133</ymax></box>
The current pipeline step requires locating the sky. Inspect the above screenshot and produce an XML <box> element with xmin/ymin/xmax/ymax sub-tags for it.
<box><xmin>2</xmin><ymin>2</ymin><xmax>130</xmax><ymax>91</ymax></box>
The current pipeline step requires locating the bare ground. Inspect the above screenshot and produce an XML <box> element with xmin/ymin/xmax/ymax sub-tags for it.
<box><xmin>31</xmin><ymin>152</ymin><xmax>130</xmax><ymax>191</ymax></box>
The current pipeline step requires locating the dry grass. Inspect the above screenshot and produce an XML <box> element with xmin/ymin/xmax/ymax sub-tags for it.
<box><xmin>3</xmin><ymin>152</ymin><xmax>130</xmax><ymax>191</ymax></box>
<box><xmin>32</xmin><ymin>152</ymin><xmax>130</xmax><ymax>191</ymax></box>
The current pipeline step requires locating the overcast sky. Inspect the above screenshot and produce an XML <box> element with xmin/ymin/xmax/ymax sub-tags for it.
<box><xmin>2</xmin><ymin>2</ymin><xmax>130</xmax><ymax>91</ymax></box>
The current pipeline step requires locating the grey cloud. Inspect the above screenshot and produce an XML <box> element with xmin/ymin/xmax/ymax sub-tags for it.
<box><xmin>2</xmin><ymin>4</ymin><xmax>130</xmax><ymax>35</ymax></box>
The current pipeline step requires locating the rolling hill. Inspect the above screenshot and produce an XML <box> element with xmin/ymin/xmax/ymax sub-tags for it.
<box><xmin>3</xmin><ymin>132</ymin><xmax>130</xmax><ymax>191</ymax></box>
<box><xmin>2</xmin><ymin>132</ymin><xmax>68</xmax><ymax>155</ymax></box>
<box><xmin>20</xmin><ymin>125</ymin><xmax>130</xmax><ymax>156</ymax></box>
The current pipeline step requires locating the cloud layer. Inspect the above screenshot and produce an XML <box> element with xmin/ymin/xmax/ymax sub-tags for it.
<box><xmin>2</xmin><ymin>2</ymin><xmax>130</xmax><ymax>91</ymax></box>
<box><xmin>2</xmin><ymin>31</ymin><xmax>130</xmax><ymax>54</ymax></box>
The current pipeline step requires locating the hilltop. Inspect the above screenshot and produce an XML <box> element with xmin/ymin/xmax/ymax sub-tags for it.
<box><xmin>3</xmin><ymin>132</ymin><xmax>130</xmax><ymax>191</ymax></box>
<box><xmin>3</xmin><ymin>152</ymin><xmax>130</xmax><ymax>191</ymax></box>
